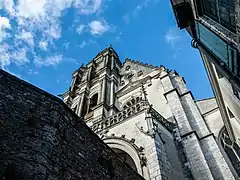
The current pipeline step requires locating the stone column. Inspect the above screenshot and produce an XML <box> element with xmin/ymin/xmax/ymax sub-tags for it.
<box><xmin>160</xmin><ymin>74</ymin><xmax>214</xmax><ymax>180</ymax></box>
<box><xmin>171</xmin><ymin>74</ymin><xmax>234</xmax><ymax>180</ymax></box>
<box><xmin>111</xmin><ymin>56</ymin><xmax>114</xmax><ymax>70</ymax></box>
<box><xmin>110</xmin><ymin>80</ymin><xmax>114</xmax><ymax>105</ymax></box>
<box><xmin>145</xmin><ymin>141</ymin><xmax>163</xmax><ymax>180</ymax></box>
<box><xmin>101</xmin><ymin>78</ymin><xmax>106</xmax><ymax>103</ymax></box>
<box><xmin>77</xmin><ymin>94</ymin><xmax>84</xmax><ymax>117</ymax></box>
<box><xmin>170</xmin><ymin>73</ymin><xmax>235</xmax><ymax>180</ymax></box>
<box><xmin>70</xmin><ymin>76</ymin><xmax>77</xmax><ymax>91</ymax></box>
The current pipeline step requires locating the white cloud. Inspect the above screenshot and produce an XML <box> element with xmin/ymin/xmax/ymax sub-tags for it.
<box><xmin>3</xmin><ymin>0</ymin><xmax>15</xmax><ymax>16</ymax></box>
<box><xmin>115</xmin><ymin>32</ymin><xmax>123</xmax><ymax>42</ymax></box>
<box><xmin>0</xmin><ymin>43</ymin><xmax>29</xmax><ymax>69</ymax></box>
<box><xmin>39</xmin><ymin>40</ymin><xmax>48</xmax><ymax>51</ymax></box>
<box><xmin>164</xmin><ymin>27</ymin><xmax>181</xmax><ymax>47</ymax></box>
<box><xmin>78</xmin><ymin>39</ymin><xmax>97</xmax><ymax>48</ymax></box>
<box><xmin>0</xmin><ymin>0</ymin><xmax>108</xmax><ymax>69</ymax></box>
<box><xmin>89</xmin><ymin>20</ymin><xmax>109</xmax><ymax>35</ymax></box>
<box><xmin>0</xmin><ymin>16</ymin><xmax>11</xmax><ymax>28</ymax></box>
<box><xmin>123</xmin><ymin>0</ymin><xmax>159</xmax><ymax>24</ymax></box>
<box><xmin>63</xmin><ymin>42</ymin><xmax>70</xmax><ymax>49</ymax></box>
<box><xmin>75</xmin><ymin>0</ymin><xmax>103</xmax><ymax>14</ymax></box>
<box><xmin>46</xmin><ymin>23</ymin><xmax>61</xmax><ymax>40</ymax></box>
<box><xmin>15</xmin><ymin>30</ymin><xmax>34</xmax><ymax>47</ymax></box>
<box><xmin>11</xmin><ymin>48</ymin><xmax>29</xmax><ymax>65</ymax></box>
<box><xmin>27</xmin><ymin>68</ymin><xmax>39</xmax><ymax>75</ymax></box>
<box><xmin>16</xmin><ymin>0</ymin><xmax>47</xmax><ymax>19</ymax></box>
<box><xmin>0</xmin><ymin>43</ymin><xmax>11</xmax><ymax>69</ymax></box>
<box><xmin>79</xmin><ymin>41</ymin><xmax>87</xmax><ymax>48</ymax></box>
<box><xmin>0</xmin><ymin>16</ymin><xmax>11</xmax><ymax>42</ymax></box>
<box><xmin>76</xmin><ymin>24</ymin><xmax>86</xmax><ymax>34</ymax></box>
<box><xmin>34</xmin><ymin>54</ymin><xmax>63</xmax><ymax>67</ymax></box>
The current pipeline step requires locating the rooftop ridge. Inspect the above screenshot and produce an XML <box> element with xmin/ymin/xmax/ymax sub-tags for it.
<box><xmin>95</xmin><ymin>45</ymin><xmax>119</xmax><ymax>59</ymax></box>
<box><xmin>124</xmin><ymin>58</ymin><xmax>165</xmax><ymax>70</ymax></box>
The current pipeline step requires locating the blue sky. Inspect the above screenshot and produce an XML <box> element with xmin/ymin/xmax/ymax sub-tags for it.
<box><xmin>0</xmin><ymin>0</ymin><xmax>213</xmax><ymax>100</ymax></box>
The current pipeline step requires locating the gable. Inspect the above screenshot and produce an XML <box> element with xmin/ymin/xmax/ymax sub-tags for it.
<box><xmin>119</xmin><ymin>59</ymin><xmax>158</xmax><ymax>88</ymax></box>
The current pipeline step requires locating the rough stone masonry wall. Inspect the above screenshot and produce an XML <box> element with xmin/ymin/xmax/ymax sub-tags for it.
<box><xmin>0</xmin><ymin>69</ymin><xmax>144</xmax><ymax>180</ymax></box>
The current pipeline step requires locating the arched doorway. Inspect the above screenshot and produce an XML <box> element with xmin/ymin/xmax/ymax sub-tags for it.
<box><xmin>103</xmin><ymin>138</ymin><xmax>143</xmax><ymax>176</ymax></box>
<box><xmin>112</xmin><ymin>148</ymin><xmax>138</xmax><ymax>171</ymax></box>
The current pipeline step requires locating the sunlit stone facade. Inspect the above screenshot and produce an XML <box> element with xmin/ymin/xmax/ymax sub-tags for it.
<box><xmin>62</xmin><ymin>47</ymin><xmax>238</xmax><ymax>179</ymax></box>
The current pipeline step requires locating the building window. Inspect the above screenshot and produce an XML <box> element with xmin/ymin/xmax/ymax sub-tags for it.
<box><xmin>89</xmin><ymin>93</ymin><xmax>98</xmax><ymax>111</ymax></box>
<box><xmin>200</xmin><ymin>0</ymin><xmax>236</xmax><ymax>32</ymax></box>
<box><xmin>202</xmin><ymin>0</ymin><xmax>218</xmax><ymax>21</ymax></box>
<box><xmin>125</xmin><ymin>65</ymin><xmax>130</xmax><ymax>71</ymax></box>
<box><xmin>220</xmin><ymin>128</ymin><xmax>240</xmax><ymax>176</ymax></box>
<box><xmin>120</xmin><ymin>80</ymin><xmax>125</xmax><ymax>86</ymax></box>
<box><xmin>232</xmin><ymin>86</ymin><xmax>240</xmax><ymax>100</ymax></box>
<box><xmin>219</xmin><ymin>0</ymin><xmax>236</xmax><ymax>32</ymax></box>
<box><xmin>127</xmin><ymin>74</ymin><xmax>134</xmax><ymax>79</ymax></box>
<box><xmin>138</xmin><ymin>71</ymin><xmax>143</xmax><ymax>77</ymax></box>
<box><xmin>107</xmin><ymin>59</ymin><xmax>112</xmax><ymax>69</ymax></box>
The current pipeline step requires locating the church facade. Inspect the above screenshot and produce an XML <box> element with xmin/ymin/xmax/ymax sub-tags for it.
<box><xmin>61</xmin><ymin>47</ymin><xmax>239</xmax><ymax>179</ymax></box>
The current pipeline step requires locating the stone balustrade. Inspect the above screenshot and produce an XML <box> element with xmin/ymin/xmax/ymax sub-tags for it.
<box><xmin>91</xmin><ymin>101</ymin><xmax>149</xmax><ymax>133</ymax></box>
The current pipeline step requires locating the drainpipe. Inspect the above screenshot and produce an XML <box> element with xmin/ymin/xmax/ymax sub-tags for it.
<box><xmin>191</xmin><ymin>39</ymin><xmax>236</xmax><ymax>142</ymax></box>
<box><xmin>191</xmin><ymin>39</ymin><xmax>240</xmax><ymax>92</ymax></box>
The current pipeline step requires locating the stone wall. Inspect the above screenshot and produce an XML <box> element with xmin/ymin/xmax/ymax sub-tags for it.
<box><xmin>0</xmin><ymin>69</ymin><xmax>144</xmax><ymax>180</ymax></box>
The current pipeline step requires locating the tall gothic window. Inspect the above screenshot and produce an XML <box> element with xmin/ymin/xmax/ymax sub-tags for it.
<box><xmin>81</xmin><ymin>96</ymin><xmax>88</xmax><ymax>118</ymax></box>
<box><xmin>220</xmin><ymin>127</ymin><xmax>240</xmax><ymax>176</ymax></box>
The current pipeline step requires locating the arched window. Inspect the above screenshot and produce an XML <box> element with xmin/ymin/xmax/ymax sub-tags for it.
<box><xmin>81</xmin><ymin>96</ymin><xmax>88</xmax><ymax>117</ymax></box>
<box><xmin>112</xmin><ymin>148</ymin><xmax>137</xmax><ymax>171</ymax></box>
<box><xmin>125</xmin><ymin>65</ymin><xmax>130</xmax><ymax>71</ymax></box>
<box><xmin>220</xmin><ymin>127</ymin><xmax>240</xmax><ymax>177</ymax></box>
<box><xmin>138</xmin><ymin>71</ymin><xmax>143</xmax><ymax>77</ymax></box>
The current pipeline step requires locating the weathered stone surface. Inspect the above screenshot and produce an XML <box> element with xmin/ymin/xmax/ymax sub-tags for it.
<box><xmin>0</xmin><ymin>69</ymin><xmax>144</xmax><ymax>180</ymax></box>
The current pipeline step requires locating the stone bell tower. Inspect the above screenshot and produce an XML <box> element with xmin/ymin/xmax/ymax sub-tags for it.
<box><xmin>61</xmin><ymin>46</ymin><xmax>121</xmax><ymax>124</ymax></box>
<box><xmin>62</xmin><ymin>47</ymin><xmax>238</xmax><ymax>180</ymax></box>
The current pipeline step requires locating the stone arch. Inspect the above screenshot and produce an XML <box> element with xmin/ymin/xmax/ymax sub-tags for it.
<box><xmin>103</xmin><ymin>138</ymin><xmax>143</xmax><ymax>176</ymax></box>
<box><xmin>218</xmin><ymin>127</ymin><xmax>240</xmax><ymax>178</ymax></box>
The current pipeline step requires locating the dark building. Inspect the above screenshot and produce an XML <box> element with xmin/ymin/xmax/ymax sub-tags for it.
<box><xmin>0</xmin><ymin>69</ymin><xmax>144</xmax><ymax>180</ymax></box>
<box><xmin>170</xmin><ymin>0</ymin><xmax>240</xmax><ymax>177</ymax></box>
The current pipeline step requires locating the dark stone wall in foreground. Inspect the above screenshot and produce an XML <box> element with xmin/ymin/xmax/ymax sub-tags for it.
<box><xmin>0</xmin><ymin>70</ymin><xmax>144</xmax><ymax>180</ymax></box>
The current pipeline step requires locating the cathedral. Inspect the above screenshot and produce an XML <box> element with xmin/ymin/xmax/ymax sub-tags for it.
<box><xmin>61</xmin><ymin>46</ymin><xmax>239</xmax><ymax>180</ymax></box>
